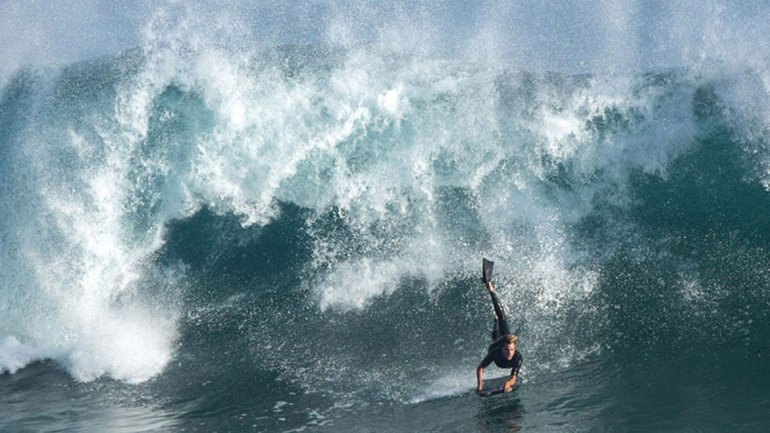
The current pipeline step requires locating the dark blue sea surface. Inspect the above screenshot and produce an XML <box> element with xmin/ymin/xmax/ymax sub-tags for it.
<box><xmin>3</xmin><ymin>2</ymin><xmax>770</xmax><ymax>432</ymax></box>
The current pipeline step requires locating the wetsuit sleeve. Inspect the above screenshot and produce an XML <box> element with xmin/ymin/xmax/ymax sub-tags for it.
<box><xmin>479</xmin><ymin>351</ymin><xmax>495</xmax><ymax>369</ymax></box>
<box><xmin>511</xmin><ymin>353</ymin><xmax>523</xmax><ymax>377</ymax></box>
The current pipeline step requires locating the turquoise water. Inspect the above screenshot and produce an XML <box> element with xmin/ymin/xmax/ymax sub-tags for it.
<box><xmin>3</xmin><ymin>3</ymin><xmax>770</xmax><ymax>432</ymax></box>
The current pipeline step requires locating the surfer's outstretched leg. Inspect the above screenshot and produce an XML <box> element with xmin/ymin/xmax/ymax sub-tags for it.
<box><xmin>486</xmin><ymin>282</ymin><xmax>511</xmax><ymax>338</ymax></box>
<box><xmin>491</xmin><ymin>316</ymin><xmax>501</xmax><ymax>341</ymax></box>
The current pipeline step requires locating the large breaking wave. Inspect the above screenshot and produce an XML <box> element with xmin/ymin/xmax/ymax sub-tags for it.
<box><xmin>1</xmin><ymin>3</ymin><xmax>770</xmax><ymax>410</ymax></box>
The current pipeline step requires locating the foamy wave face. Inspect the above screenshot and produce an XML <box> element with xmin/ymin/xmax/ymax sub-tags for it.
<box><xmin>128</xmin><ymin>5</ymin><xmax>708</xmax><ymax>313</ymax></box>
<box><xmin>0</xmin><ymin>43</ymin><xmax>183</xmax><ymax>383</ymax></box>
<box><xmin>302</xmin><ymin>70</ymin><xmax>701</xmax><ymax>310</ymax></box>
<box><xmin>117</xmin><ymin>3</ymin><xmax>769</xmax><ymax>326</ymax></box>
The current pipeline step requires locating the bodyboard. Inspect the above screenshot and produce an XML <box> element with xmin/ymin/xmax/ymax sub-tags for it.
<box><xmin>477</xmin><ymin>375</ymin><xmax>518</xmax><ymax>397</ymax></box>
<box><xmin>482</xmin><ymin>258</ymin><xmax>494</xmax><ymax>284</ymax></box>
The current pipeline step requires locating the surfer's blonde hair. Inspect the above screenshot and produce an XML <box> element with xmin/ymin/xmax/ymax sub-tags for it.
<box><xmin>499</xmin><ymin>334</ymin><xmax>519</xmax><ymax>345</ymax></box>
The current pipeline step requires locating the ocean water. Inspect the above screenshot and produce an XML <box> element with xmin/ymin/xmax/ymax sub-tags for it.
<box><xmin>3</xmin><ymin>2</ymin><xmax>770</xmax><ymax>432</ymax></box>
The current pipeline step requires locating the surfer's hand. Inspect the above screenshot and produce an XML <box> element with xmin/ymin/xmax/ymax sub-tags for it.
<box><xmin>504</xmin><ymin>377</ymin><xmax>516</xmax><ymax>392</ymax></box>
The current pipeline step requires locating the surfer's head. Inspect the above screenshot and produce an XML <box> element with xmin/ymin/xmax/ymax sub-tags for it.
<box><xmin>499</xmin><ymin>335</ymin><xmax>518</xmax><ymax>360</ymax></box>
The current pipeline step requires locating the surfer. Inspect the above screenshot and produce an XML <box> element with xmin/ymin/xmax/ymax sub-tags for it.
<box><xmin>476</xmin><ymin>280</ymin><xmax>523</xmax><ymax>394</ymax></box>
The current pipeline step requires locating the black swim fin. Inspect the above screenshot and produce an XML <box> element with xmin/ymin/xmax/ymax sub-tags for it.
<box><xmin>482</xmin><ymin>258</ymin><xmax>494</xmax><ymax>284</ymax></box>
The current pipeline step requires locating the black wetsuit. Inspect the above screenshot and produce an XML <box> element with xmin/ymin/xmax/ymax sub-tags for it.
<box><xmin>479</xmin><ymin>346</ymin><xmax>523</xmax><ymax>377</ymax></box>
<box><xmin>479</xmin><ymin>289</ymin><xmax>523</xmax><ymax>377</ymax></box>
